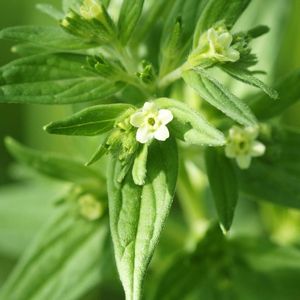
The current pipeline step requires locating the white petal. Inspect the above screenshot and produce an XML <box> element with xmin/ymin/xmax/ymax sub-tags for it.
<box><xmin>225</xmin><ymin>143</ymin><xmax>236</xmax><ymax>158</ymax></box>
<box><xmin>251</xmin><ymin>141</ymin><xmax>266</xmax><ymax>157</ymax></box>
<box><xmin>130</xmin><ymin>112</ymin><xmax>145</xmax><ymax>128</ymax></box>
<box><xmin>236</xmin><ymin>155</ymin><xmax>251</xmax><ymax>169</ymax></box>
<box><xmin>218</xmin><ymin>32</ymin><xmax>233</xmax><ymax>49</ymax></box>
<box><xmin>136</xmin><ymin>127</ymin><xmax>153</xmax><ymax>144</ymax></box>
<box><xmin>157</xmin><ymin>109</ymin><xmax>173</xmax><ymax>125</ymax></box>
<box><xmin>143</xmin><ymin>102</ymin><xmax>157</xmax><ymax>114</ymax></box>
<box><xmin>245</xmin><ymin>126</ymin><xmax>259</xmax><ymax>139</ymax></box>
<box><xmin>154</xmin><ymin>125</ymin><xmax>170</xmax><ymax>141</ymax></box>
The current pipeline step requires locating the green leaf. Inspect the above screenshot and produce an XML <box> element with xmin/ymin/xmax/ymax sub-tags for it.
<box><xmin>5</xmin><ymin>137</ymin><xmax>102</xmax><ymax>187</ymax></box>
<box><xmin>132</xmin><ymin>144</ymin><xmax>148</xmax><ymax>186</ymax></box>
<box><xmin>45</xmin><ymin>103</ymin><xmax>133</xmax><ymax>136</ymax></box>
<box><xmin>107</xmin><ymin>138</ymin><xmax>178</xmax><ymax>300</ymax></box>
<box><xmin>155</xmin><ymin>98</ymin><xmax>225</xmax><ymax>146</ymax></box>
<box><xmin>240</xmin><ymin>160</ymin><xmax>300</xmax><ymax>209</ymax></box>
<box><xmin>36</xmin><ymin>4</ymin><xmax>64</xmax><ymax>20</ymax></box>
<box><xmin>193</xmin><ymin>0</ymin><xmax>251</xmax><ymax>48</ymax></box>
<box><xmin>0</xmin><ymin>206</ymin><xmax>111</xmax><ymax>300</ymax></box>
<box><xmin>183</xmin><ymin>69</ymin><xmax>257</xmax><ymax>126</ymax></box>
<box><xmin>118</xmin><ymin>0</ymin><xmax>145</xmax><ymax>44</ymax></box>
<box><xmin>0</xmin><ymin>26</ymin><xmax>95</xmax><ymax>50</ymax></box>
<box><xmin>0</xmin><ymin>53</ymin><xmax>124</xmax><ymax>104</ymax></box>
<box><xmin>250</xmin><ymin>69</ymin><xmax>300</xmax><ymax>120</ymax></box>
<box><xmin>205</xmin><ymin>148</ymin><xmax>238</xmax><ymax>231</ymax></box>
<box><xmin>221</xmin><ymin>65</ymin><xmax>278</xmax><ymax>99</ymax></box>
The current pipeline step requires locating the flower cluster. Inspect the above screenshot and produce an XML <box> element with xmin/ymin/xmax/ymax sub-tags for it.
<box><xmin>225</xmin><ymin>126</ymin><xmax>266</xmax><ymax>169</ymax></box>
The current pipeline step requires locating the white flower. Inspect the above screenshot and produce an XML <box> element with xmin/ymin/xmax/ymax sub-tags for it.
<box><xmin>225</xmin><ymin>126</ymin><xmax>266</xmax><ymax>169</ymax></box>
<box><xmin>205</xmin><ymin>27</ymin><xmax>240</xmax><ymax>63</ymax></box>
<box><xmin>130</xmin><ymin>102</ymin><xmax>173</xmax><ymax>144</ymax></box>
<box><xmin>188</xmin><ymin>26</ymin><xmax>240</xmax><ymax>68</ymax></box>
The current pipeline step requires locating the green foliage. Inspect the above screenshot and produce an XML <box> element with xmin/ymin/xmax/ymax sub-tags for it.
<box><xmin>1</xmin><ymin>0</ymin><xmax>300</xmax><ymax>299</ymax></box>
<box><xmin>205</xmin><ymin>148</ymin><xmax>238</xmax><ymax>231</ymax></box>
<box><xmin>107</xmin><ymin>138</ymin><xmax>178</xmax><ymax>300</ymax></box>
<box><xmin>183</xmin><ymin>68</ymin><xmax>257</xmax><ymax>126</ymax></box>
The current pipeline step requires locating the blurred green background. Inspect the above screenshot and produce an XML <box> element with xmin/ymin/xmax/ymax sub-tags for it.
<box><xmin>0</xmin><ymin>0</ymin><xmax>300</xmax><ymax>295</ymax></box>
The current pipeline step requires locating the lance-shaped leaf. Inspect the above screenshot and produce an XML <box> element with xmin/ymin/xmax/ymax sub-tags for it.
<box><xmin>250</xmin><ymin>69</ymin><xmax>300</xmax><ymax>120</ymax></box>
<box><xmin>5</xmin><ymin>137</ymin><xmax>102</xmax><ymax>187</ymax></box>
<box><xmin>220</xmin><ymin>65</ymin><xmax>278</xmax><ymax>99</ymax></box>
<box><xmin>118</xmin><ymin>0</ymin><xmax>144</xmax><ymax>44</ymax></box>
<box><xmin>0</xmin><ymin>26</ymin><xmax>95</xmax><ymax>50</ymax></box>
<box><xmin>205</xmin><ymin>148</ymin><xmax>238</xmax><ymax>231</ymax></box>
<box><xmin>0</xmin><ymin>206</ymin><xmax>111</xmax><ymax>300</ymax></box>
<box><xmin>0</xmin><ymin>53</ymin><xmax>124</xmax><ymax>105</ymax></box>
<box><xmin>155</xmin><ymin>98</ymin><xmax>225</xmax><ymax>146</ymax></box>
<box><xmin>107</xmin><ymin>138</ymin><xmax>178</xmax><ymax>300</ymax></box>
<box><xmin>183</xmin><ymin>69</ymin><xmax>257</xmax><ymax>126</ymax></box>
<box><xmin>45</xmin><ymin>103</ymin><xmax>133</xmax><ymax>136</ymax></box>
<box><xmin>193</xmin><ymin>0</ymin><xmax>251</xmax><ymax>48</ymax></box>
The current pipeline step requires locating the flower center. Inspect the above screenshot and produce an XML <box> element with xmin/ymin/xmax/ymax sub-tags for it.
<box><xmin>148</xmin><ymin>117</ymin><xmax>156</xmax><ymax>126</ymax></box>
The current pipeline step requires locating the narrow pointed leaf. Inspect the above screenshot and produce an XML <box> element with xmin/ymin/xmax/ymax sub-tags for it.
<box><xmin>193</xmin><ymin>0</ymin><xmax>251</xmax><ymax>48</ymax></box>
<box><xmin>155</xmin><ymin>98</ymin><xmax>225</xmax><ymax>146</ymax></box>
<box><xmin>107</xmin><ymin>138</ymin><xmax>178</xmax><ymax>300</ymax></box>
<box><xmin>0</xmin><ymin>206</ymin><xmax>111</xmax><ymax>300</ymax></box>
<box><xmin>183</xmin><ymin>69</ymin><xmax>257</xmax><ymax>126</ymax></box>
<box><xmin>0</xmin><ymin>53</ymin><xmax>124</xmax><ymax>104</ymax></box>
<box><xmin>205</xmin><ymin>148</ymin><xmax>238</xmax><ymax>231</ymax></box>
<box><xmin>118</xmin><ymin>0</ymin><xmax>145</xmax><ymax>44</ymax></box>
<box><xmin>5</xmin><ymin>137</ymin><xmax>102</xmax><ymax>186</ymax></box>
<box><xmin>221</xmin><ymin>65</ymin><xmax>278</xmax><ymax>99</ymax></box>
<box><xmin>0</xmin><ymin>26</ymin><xmax>95</xmax><ymax>50</ymax></box>
<box><xmin>250</xmin><ymin>69</ymin><xmax>300</xmax><ymax>120</ymax></box>
<box><xmin>45</xmin><ymin>103</ymin><xmax>133</xmax><ymax>136</ymax></box>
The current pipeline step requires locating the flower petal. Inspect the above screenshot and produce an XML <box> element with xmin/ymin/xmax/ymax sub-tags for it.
<box><xmin>236</xmin><ymin>155</ymin><xmax>251</xmax><ymax>169</ymax></box>
<box><xmin>130</xmin><ymin>112</ymin><xmax>145</xmax><ymax>128</ymax></box>
<box><xmin>218</xmin><ymin>32</ymin><xmax>233</xmax><ymax>49</ymax></box>
<box><xmin>136</xmin><ymin>126</ymin><xmax>153</xmax><ymax>144</ymax></box>
<box><xmin>157</xmin><ymin>109</ymin><xmax>173</xmax><ymax>125</ymax></box>
<box><xmin>143</xmin><ymin>102</ymin><xmax>157</xmax><ymax>114</ymax></box>
<box><xmin>225</xmin><ymin>143</ymin><xmax>236</xmax><ymax>158</ymax></box>
<box><xmin>154</xmin><ymin>125</ymin><xmax>170</xmax><ymax>141</ymax></box>
<box><xmin>225</xmin><ymin>47</ymin><xmax>240</xmax><ymax>62</ymax></box>
<box><xmin>251</xmin><ymin>141</ymin><xmax>266</xmax><ymax>157</ymax></box>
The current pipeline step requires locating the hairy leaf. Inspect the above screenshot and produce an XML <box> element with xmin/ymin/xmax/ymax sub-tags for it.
<box><xmin>193</xmin><ymin>0</ymin><xmax>251</xmax><ymax>48</ymax></box>
<box><xmin>132</xmin><ymin>144</ymin><xmax>148</xmax><ymax>186</ymax></box>
<box><xmin>183</xmin><ymin>69</ymin><xmax>257</xmax><ymax>126</ymax></box>
<box><xmin>221</xmin><ymin>65</ymin><xmax>278</xmax><ymax>99</ymax></box>
<box><xmin>0</xmin><ymin>26</ymin><xmax>95</xmax><ymax>50</ymax></box>
<box><xmin>205</xmin><ymin>148</ymin><xmax>238</xmax><ymax>231</ymax></box>
<box><xmin>250</xmin><ymin>69</ymin><xmax>300</xmax><ymax>120</ymax></box>
<box><xmin>155</xmin><ymin>98</ymin><xmax>225</xmax><ymax>146</ymax></box>
<box><xmin>0</xmin><ymin>53</ymin><xmax>124</xmax><ymax>104</ymax></box>
<box><xmin>0</xmin><ymin>206</ymin><xmax>111</xmax><ymax>300</ymax></box>
<box><xmin>118</xmin><ymin>0</ymin><xmax>144</xmax><ymax>44</ymax></box>
<box><xmin>45</xmin><ymin>103</ymin><xmax>133</xmax><ymax>136</ymax></box>
<box><xmin>107</xmin><ymin>138</ymin><xmax>178</xmax><ymax>300</ymax></box>
<box><xmin>5</xmin><ymin>137</ymin><xmax>102</xmax><ymax>187</ymax></box>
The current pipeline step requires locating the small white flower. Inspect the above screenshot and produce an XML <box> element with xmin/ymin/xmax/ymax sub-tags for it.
<box><xmin>205</xmin><ymin>28</ymin><xmax>240</xmax><ymax>63</ymax></box>
<box><xmin>130</xmin><ymin>102</ymin><xmax>173</xmax><ymax>144</ymax></box>
<box><xmin>225</xmin><ymin>126</ymin><xmax>266</xmax><ymax>169</ymax></box>
<box><xmin>188</xmin><ymin>26</ymin><xmax>240</xmax><ymax>68</ymax></box>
